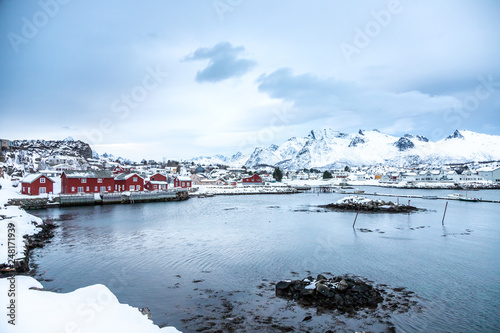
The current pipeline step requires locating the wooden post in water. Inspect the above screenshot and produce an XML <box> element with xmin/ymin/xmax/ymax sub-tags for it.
<box><xmin>352</xmin><ymin>208</ymin><xmax>360</xmax><ymax>228</ymax></box>
<box><xmin>442</xmin><ymin>201</ymin><xmax>448</xmax><ymax>225</ymax></box>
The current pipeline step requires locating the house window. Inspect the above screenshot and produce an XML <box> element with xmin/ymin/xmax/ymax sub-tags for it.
<box><xmin>39</xmin><ymin>187</ymin><xmax>46</xmax><ymax>194</ymax></box>
<box><xmin>81</xmin><ymin>178</ymin><xmax>87</xmax><ymax>183</ymax></box>
<box><xmin>130</xmin><ymin>185</ymin><xmax>134</xmax><ymax>191</ymax></box>
<box><xmin>86</xmin><ymin>186</ymin><xmax>89</xmax><ymax>191</ymax></box>
<box><xmin>100</xmin><ymin>186</ymin><xmax>106</xmax><ymax>192</ymax></box>
<box><xmin>71</xmin><ymin>187</ymin><xmax>75</xmax><ymax>192</ymax></box>
<box><xmin>108</xmin><ymin>186</ymin><xmax>111</xmax><ymax>191</ymax></box>
<box><xmin>78</xmin><ymin>187</ymin><xmax>84</xmax><ymax>193</ymax></box>
<box><xmin>97</xmin><ymin>178</ymin><xmax>103</xmax><ymax>183</ymax></box>
<box><xmin>95</xmin><ymin>186</ymin><xmax>98</xmax><ymax>191</ymax></box>
<box><xmin>115</xmin><ymin>185</ymin><xmax>117</xmax><ymax>190</ymax></box>
<box><xmin>133</xmin><ymin>177</ymin><xmax>137</xmax><ymax>182</ymax></box>
<box><xmin>40</xmin><ymin>177</ymin><xmax>45</xmax><ymax>183</ymax></box>
<box><xmin>181</xmin><ymin>182</ymin><xmax>185</xmax><ymax>187</ymax></box>
<box><xmin>154</xmin><ymin>185</ymin><xmax>157</xmax><ymax>189</ymax></box>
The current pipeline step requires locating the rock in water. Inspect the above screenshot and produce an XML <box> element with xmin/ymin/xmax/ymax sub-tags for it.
<box><xmin>337</xmin><ymin>279</ymin><xmax>348</xmax><ymax>291</ymax></box>
<box><xmin>275</xmin><ymin>275</ymin><xmax>384</xmax><ymax>313</ymax></box>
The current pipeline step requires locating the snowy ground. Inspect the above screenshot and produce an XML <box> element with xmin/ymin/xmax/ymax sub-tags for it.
<box><xmin>0</xmin><ymin>177</ymin><xmax>42</xmax><ymax>266</ymax></box>
<box><xmin>0</xmin><ymin>276</ymin><xmax>180</xmax><ymax>333</ymax></box>
<box><xmin>0</xmin><ymin>176</ymin><xmax>181</xmax><ymax>332</ymax></box>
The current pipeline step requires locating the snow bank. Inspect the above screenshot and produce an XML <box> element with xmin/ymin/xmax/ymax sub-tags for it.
<box><xmin>0</xmin><ymin>276</ymin><xmax>181</xmax><ymax>333</ymax></box>
<box><xmin>0</xmin><ymin>177</ymin><xmax>43</xmax><ymax>266</ymax></box>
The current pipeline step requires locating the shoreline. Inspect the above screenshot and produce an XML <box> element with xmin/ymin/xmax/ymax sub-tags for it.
<box><xmin>0</xmin><ymin>177</ymin><xmax>181</xmax><ymax>332</ymax></box>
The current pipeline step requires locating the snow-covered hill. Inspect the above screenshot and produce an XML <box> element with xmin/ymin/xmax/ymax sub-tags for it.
<box><xmin>1</xmin><ymin>138</ymin><xmax>94</xmax><ymax>174</ymax></box>
<box><xmin>191</xmin><ymin>129</ymin><xmax>500</xmax><ymax>170</ymax></box>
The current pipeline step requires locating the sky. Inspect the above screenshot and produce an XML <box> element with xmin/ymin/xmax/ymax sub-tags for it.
<box><xmin>1</xmin><ymin>0</ymin><xmax>500</xmax><ymax>161</ymax></box>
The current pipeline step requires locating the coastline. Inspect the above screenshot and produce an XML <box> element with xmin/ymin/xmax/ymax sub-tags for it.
<box><xmin>0</xmin><ymin>177</ymin><xmax>181</xmax><ymax>332</ymax></box>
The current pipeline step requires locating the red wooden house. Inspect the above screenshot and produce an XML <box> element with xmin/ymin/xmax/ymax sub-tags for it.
<box><xmin>115</xmin><ymin>173</ymin><xmax>144</xmax><ymax>192</ymax></box>
<box><xmin>145</xmin><ymin>180</ymin><xmax>168</xmax><ymax>191</ymax></box>
<box><xmin>242</xmin><ymin>174</ymin><xmax>263</xmax><ymax>185</ymax></box>
<box><xmin>61</xmin><ymin>170</ymin><xmax>115</xmax><ymax>194</ymax></box>
<box><xmin>21</xmin><ymin>174</ymin><xmax>55</xmax><ymax>195</ymax></box>
<box><xmin>150</xmin><ymin>173</ymin><xmax>167</xmax><ymax>182</ymax></box>
<box><xmin>173</xmin><ymin>176</ymin><xmax>192</xmax><ymax>188</ymax></box>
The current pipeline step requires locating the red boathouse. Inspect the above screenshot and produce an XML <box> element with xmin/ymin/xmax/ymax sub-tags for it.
<box><xmin>115</xmin><ymin>173</ymin><xmax>144</xmax><ymax>192</ymax></box>
<box><xmin>61</xmin><ymin>170</ymin><xmax>115</xmax><ymax>194</ymax></box>
<box><xmin>21</xmin><ymin>174</ymin><xmax>55</xmax><ymax>195</ymax></box>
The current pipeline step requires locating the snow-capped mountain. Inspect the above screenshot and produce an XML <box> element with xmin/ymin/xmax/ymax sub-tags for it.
<box><xmin>189</xmin><ymin>152</ymin><xmax>250</xmax><ymax>167</ymax></box>
<box><xmin>191</xmin><ymin>129</ymin><xmax>500</xmax><ymax>170</ymax></box>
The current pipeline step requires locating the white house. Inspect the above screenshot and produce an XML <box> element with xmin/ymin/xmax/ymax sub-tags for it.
<box><xmin>477</xmin><ymin>166</ymin><xmax>500</xmax><ymax>183</ymax></box>
<box><xmin>457</xmin><ymin>170</ymin><xmax>484</xmax><ymax>182</ymax></box>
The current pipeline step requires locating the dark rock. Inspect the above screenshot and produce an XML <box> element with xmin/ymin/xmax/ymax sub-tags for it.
<box><xmin>394</xmin><ymin>137</ymin><xmax>415</xmax><ymax>151</ymax></box>
<box><xmin>316</xmin><ymin>274</ymin><xmax>327</xmax><ymax>282</ymax></box>
<box><xmin>275</xmin><ymin>275</ymin><xmax>384</xmax><ymax>314</ymax></box>
<box><xmin>302</xmin><ymin>315</ymin><xmax>312</xmax><ymax>321</ymax></box>
<box><xmin>139</xmin><ymin>307</ymin><xmax>153</xmax><ymax>320</ymax></box>
<box><xmin>348</xmin><ymin>136</ymin><xmax>366</xmax><ymax>147</ymax></box>
<box><xmin>337</xmin><ymin>279</ymin><xmax>348</xmax><ymax>291</ymax></box>
<box><xmin>316</xmin><ymin>283</ymin><xmax>329</xmax><ymax>296</ymax></box>
<box><xmin>446</xmin><ymin>130</ymin><xmax>464</xmax><ymax>140</ymax></box>
<box><xmin>276</xmin><ymin>281</ymin><xmax>293</xmax><ymax>290</ymax></box>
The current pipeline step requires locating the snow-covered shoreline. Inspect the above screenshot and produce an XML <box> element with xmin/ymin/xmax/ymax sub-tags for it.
<box><xmin>0</xmin><ymin>276</ymin><xmax>180</xmax><ymax>332</ymax></box>
<box><xmin>0</xmin><ymin>177</ymin><xmax>181</xmax><ymax>332</ymax></box>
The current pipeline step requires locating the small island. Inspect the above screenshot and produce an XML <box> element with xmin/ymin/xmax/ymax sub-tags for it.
<box><xmin>320</xmin><ymin>196</ymin><xmax>422</xmax><ymax>213</ymax></box>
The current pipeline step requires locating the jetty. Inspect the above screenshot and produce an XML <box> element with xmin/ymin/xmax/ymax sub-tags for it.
<box><xmin>360</xmin><ymin>191</ymin><xmax>500</xmax><ymax>203</ymax></box>
<box><xmin>7</xmin><ymin>189</ymin><xmax>189</xmax><ymax>209</ymax></box>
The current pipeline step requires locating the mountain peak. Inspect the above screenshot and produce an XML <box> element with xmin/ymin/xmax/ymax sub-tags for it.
<box><xmin>446</xmin><ymin>130</ymin><xmax>464</xmax><ymax>140</ymax></box>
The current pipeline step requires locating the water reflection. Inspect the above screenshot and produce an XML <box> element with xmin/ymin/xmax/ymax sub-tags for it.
<box><xmin>29</xmin><ymin>190</ymin><xmax>500</xmax><ymax>332</ymax></box>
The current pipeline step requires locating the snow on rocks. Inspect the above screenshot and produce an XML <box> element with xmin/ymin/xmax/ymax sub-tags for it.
<box><xmin>322</xmin><ymin>195</ymin><xmax>420</xmax><ymax>213</ymax></box>
<box><xmin>0</xmin><ymin>276</ymin><xmax>181</xmax><ymax>333</ymax></box>
<box><xmin>275</xmin><ymin>274</ymin><xmax>384</xmax><ymax>313</ymax></box>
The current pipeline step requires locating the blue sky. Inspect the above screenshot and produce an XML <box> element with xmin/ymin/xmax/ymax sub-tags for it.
<box><xmin>1</xmin><ymin>0</ymin><xmax>499</xmax><ymax>160</ymax></box>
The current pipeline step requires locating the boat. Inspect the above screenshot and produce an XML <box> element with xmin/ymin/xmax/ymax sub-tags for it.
<box><xmin>422</xmin><ymin>195</ymin><xmax>438</xmax><ymax>199</ymax></box>
<box><xmin>459</xmin><ymin>197</ymin><xmax>479</xmax><ymax>202</ymax></box>
<box><xmin>448</xmin><ymin>193</ymin><xmax>465</xmax><ymax>199</ymax></box>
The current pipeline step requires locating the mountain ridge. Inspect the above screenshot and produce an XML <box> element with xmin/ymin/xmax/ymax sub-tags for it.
<box><xmin>189</xmin><ymin>129</ymin><xmax>500</xmax><ymax>170</ymax></box>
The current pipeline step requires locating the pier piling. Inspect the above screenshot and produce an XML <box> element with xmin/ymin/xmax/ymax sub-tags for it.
<box><xmin>442</xmin><ymin>202</ymin><xmax>448</xmax><ymax>225</ymax></box>
<box><xmin>352</xmin><ymin>208</ymin><xmax>360</xmax><ymax>228</ymax></box>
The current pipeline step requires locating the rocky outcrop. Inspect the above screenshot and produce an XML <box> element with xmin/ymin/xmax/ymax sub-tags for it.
<box><xmin>0</xmin><ymin>222</ymin><xmax>58</xmax><ymax>275</ymax></box>
<box><xmin>276</xmin><ymin>274</ymin><xmax>384</xmax><ymax>314</ymax></box>
<box><xmin>393</xmin><ymin>137</ymin><xmax>415</xmax><ymax>151</ymax></box>
<box><xmin>10</xmin><ymin>139</ymin><xmax>93</xmax><ymax>159</ymax></box>
<box><xmin>320</xmin><ymin>196</ymin><xmax>421</xmax><ymax>213</ymax></box>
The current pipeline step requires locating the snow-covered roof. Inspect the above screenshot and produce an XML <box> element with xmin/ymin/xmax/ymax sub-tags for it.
<box><xmin>63</xmin><ymin>170</ymin><xmax>113</xmax><ymax>178</ymax></box>
<box><xmin>115</xmin><ymin>173</ymin><xmax>143</xmax><ymax>180</ymax></box>
<box><xmin>176</xmin><ymin>176</ymin><xmax>191</xmax><ymax>181</ymax></box>
<box><xmin>147</xmin><ymin>180</ymin><xmax>168</xmax><ymax>185</ymax></box>
<box><xmin>21</xmin><ymin>173</ymin><xmax>54</xmax><ymax>184</ymax></box>
<box><xmin>477</xmin><ymin>166</ymin><xmax>500</xmax><ymax>172</ymax></box>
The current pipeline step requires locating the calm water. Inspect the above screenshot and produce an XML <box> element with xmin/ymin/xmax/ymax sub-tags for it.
<box><xmin>30</xmin><ymin>188</ymin><xmax>500</xmax><ymax>332</ymax></box>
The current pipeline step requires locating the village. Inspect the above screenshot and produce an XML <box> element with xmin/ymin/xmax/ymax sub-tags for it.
<box><xmin>0</xmin><ymin>137</ymin><xmax>499</xmax><ymax>199</ymax></box>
